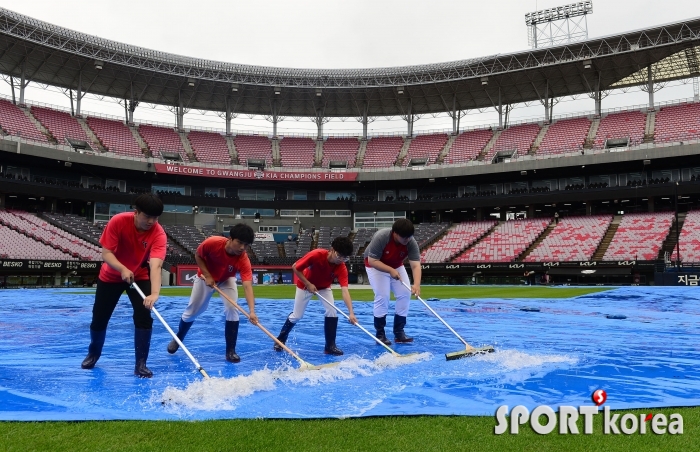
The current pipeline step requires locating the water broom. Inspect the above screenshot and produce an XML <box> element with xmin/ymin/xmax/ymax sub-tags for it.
<box><xmin>131</xmin><ymin>283</ymin><xmax>210</xmax><ymax>379</ymax></box>
<box><xmin>399</xmin><ymin>280</ymin><xmax>494</xmax><ymax>360</ymax></box>
<box><xmin>213</xmin><ymin>286</ymin><xmax>338</xmax><ymax>371</ymax></box>
<box><xmin>314</xmin><ymin>292</ymin><xmax>418</xmax><ymax>358</ymax></box>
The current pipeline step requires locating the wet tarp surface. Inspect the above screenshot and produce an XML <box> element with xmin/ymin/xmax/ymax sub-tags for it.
<box><xmin>0</xmin><ymin>287</ymin><xmax>698</xmax><ymax>420</ymax></box>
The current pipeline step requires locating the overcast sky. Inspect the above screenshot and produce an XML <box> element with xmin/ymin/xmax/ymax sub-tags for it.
<box><xmin>0</xmin><ymin>0</ymin><xmax>699</xmax><ymax>134</ymax></box>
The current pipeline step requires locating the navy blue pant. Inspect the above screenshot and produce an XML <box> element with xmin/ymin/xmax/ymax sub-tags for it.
<box><xmin>89</xmin><ymin>279</ymin><xmax>153</xmax><ymax>331</ymax></box>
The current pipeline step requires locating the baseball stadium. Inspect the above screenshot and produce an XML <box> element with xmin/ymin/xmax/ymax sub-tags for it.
<box><xmin>0</xmin><ymin>1</ymin><xmax>699</xmax><ymax>450</ymax></box>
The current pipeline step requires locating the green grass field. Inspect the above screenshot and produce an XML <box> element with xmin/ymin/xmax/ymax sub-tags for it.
<box><xmin>7</xmin><ymin>285</ymin><xmax>694</xmax><ymax>451</ymax></box>
<box><xmin>1</xmin><ymin>407</ymin><xmax>696</xmax><ymax>451</ymax></box>
<box><xmin>71</xmin><ymin>284</ymin><xmax>611</xmax><ymax>300</ymax></box>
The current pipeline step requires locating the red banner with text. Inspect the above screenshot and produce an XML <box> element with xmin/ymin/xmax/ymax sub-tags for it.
<box><xmin>154</xmin><ymin>164</ymin><xmax>357</xmax><ymax>182</ymax></box>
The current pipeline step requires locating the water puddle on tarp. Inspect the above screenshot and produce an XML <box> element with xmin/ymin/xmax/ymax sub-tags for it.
<box><xmin>0</xmin><ymin>286</ymin><xmax>698</xmax><ymax>420</ymax></box>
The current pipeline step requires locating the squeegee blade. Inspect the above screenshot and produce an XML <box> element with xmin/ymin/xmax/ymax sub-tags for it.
<box><xmin>445</xmin><ymin>346</ymin><xmax>495</xmax><ymax>361</ymax></box>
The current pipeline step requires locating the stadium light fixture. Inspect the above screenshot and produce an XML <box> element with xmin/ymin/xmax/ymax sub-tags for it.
<box><xmin>274</xmin><ymin>86</ymin><xmax>282</xmax><ymax>95</ymax></box>
<box><xmin>396</xmin><ymin>86</ymin><xmax>404</xmax><ymax>94</ymax></box>
<box><xmin>94</xmin><ymin>60</ymin><xmax>104</xmax><ymax>70</ymax></box>
<box><xmin>643</xmin><ymin>159</ymin><xmax>651</xmax><ymax>165</ymax></box>
<box><xmin>315</xmin><ymin>88</ymin><xmax>322</xmax><ymax>97</ymax></box>
<box><xmin>520</xmin><ymin>170</ymin><xmax>527</xmax><ymax>175</ymax></box>
<box><xmin>187</xmin><ymin>78</ymin><xmax>195</xmax><ymax>87</ymax></box>
<box><xmin>231</xmin><ymin>83</ymin><xmax>239</xmax><ymax>92</ymax></box>
<box><xmin>583</xmin><ymin>59</ymin><xmax>592</xmax><ymax>69</ymax></box>
<box><xmin>481</xmin><ymin>77</ymin><xmax>489</xmax><ymax>86</ymax></box>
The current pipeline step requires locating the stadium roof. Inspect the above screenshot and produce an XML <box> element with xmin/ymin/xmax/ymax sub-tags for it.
<box><xmin>1</xmin><ymin>7</ymin><xmax>700</xmax><ymax>119</ymax></box>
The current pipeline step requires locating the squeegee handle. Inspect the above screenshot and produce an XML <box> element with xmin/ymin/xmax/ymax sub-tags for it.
<box><xmin>400</xmin><ymin>280</ymin><xmax>473</xmax><ymax>349</ymax></box>
<box><xmin>131</xmin><ymin>284</ymin><xmax>210</xmax><ymax>379</ymax></box>
<box><xmin>213</xmin><ymin>286</ymin><xmax>312</xmax><ymax>366</ymax></box>
<box><xmin>314</xmin><ymin>292</ymin><xmax>399</xmax><ymax>356</ymax></box>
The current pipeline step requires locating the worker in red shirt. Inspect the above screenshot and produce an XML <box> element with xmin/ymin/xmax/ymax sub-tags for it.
<box><xmin>274</xmin><ymin>237</ymin><xmax>357</xmax><ymax>355</ymax></box>
<box><xmin>167</xmin><ymin>224</ymin><xmax>258</xmax><ymax>363</ymax></box>
<box><xmin>364</xmin><ymin>218</ymin><xmax>422</xmax><ymax>346</ymax></box>
<box><xmin>81</xmin><ymin>193</ymin><xmax>166</xmax><ymax>378</ymax></box>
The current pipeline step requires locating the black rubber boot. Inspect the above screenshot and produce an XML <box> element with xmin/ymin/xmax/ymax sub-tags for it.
<box><xmin>374</xmin><ymin>316</ymin><xmax>392</xmax><ymax>346</ymax></box>
<box><xmin>134</xmin><ymin>328</ymin><xmax>153</xmax><ymax>378</ymax></box>
<box><xmin>167</xmin><ymin>318</ymin><xmax>194</xmax><ymax>354</ymax></box>
<box><xmin>393</xmin><ymin>314</ymin><xmax>414</xmax><ymax>343</ymax></box>
<box><xmin>274</xmin><ymin>317</ymin><xmax>296</xmax><ymax>352</ymax></box>
<box><xmin>81</xmin><ymin>329</ymin><xmax>106</xmax><ymax>369</ymax></box>
<box><xmin>323</xmin><ymin>316</ymin><xmax>343</xmax><ymax>355</ymax></box>
<box><xmin>225</xmin><ymin>320</ymin><xmax>241</xmax><ymax>363</ymax></box>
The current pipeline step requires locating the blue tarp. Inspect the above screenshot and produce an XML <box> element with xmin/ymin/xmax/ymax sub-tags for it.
<box><xmin>0</xmin><ymin>287</ymin><xmax>698</xmax><ymax>420</ymax></box>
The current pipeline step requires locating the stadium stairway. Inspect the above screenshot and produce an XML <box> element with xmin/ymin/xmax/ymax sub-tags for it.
<box><xmin>478</xmin><ymin>129</ymin><xmax>502</xmax><ymax>161</ymax></box>
<box><xmin>583</xmin><ymin>118</ymin><xmax>600</xmax><ymax>149</ymax></box>
<box><xmin>644</xmin><ymin>110</ymin><xmax>656</xmax><ymax>143</ymax></box>
<box><xmin>180</xmin><ymin>131</ymin><xmax>197</xmax><ymax>161</ymax></box>
<box><xmin>315</xmin><ymin>139</ymin><xmax>323</xmax><ymax>167</ymax></box>
<box><xmin>396</xmin><ymin>137</ymin><xmax>412</xmax><ymax>166</ymax></box>
<box><xmin>592</xmin><ymin>215</ymin><xmax>622</xmax><ymax>260</ymax></box>
<box><xmin>659</xmin><ymin>212</ymin><xmax>684</xmax><ymax>260</ymax></box>
<box><xmin>271</xmin><ymin>138</ymin><xmax>281</xmax><ymax>166</ymax></box>
<box><xmin>130</xmin><ymin>125</ymin><xmax>150</xmax><ymax>156</ymax></box>
<box><xmin>529</xmin><ymin>124</ymin><xmax>550</xmax><ymax>155</ymax></box>
<box><xmin>517</xmin><ymin>220</ymin><xmax>557</xmax><ymax>261</ymax></box>
<box><xmin>225</xmin><ymin>135</ymin><xmax>239</xmax><ymax>164</ymax></box>
<box><xmin>435</xmin><ymin>134</ymin><xmax>457</xmax><ymax>164</ymax></box>
<box><xmin>76</xmin><ymin>117</ymin><xmax>105</xmax><ymax>151</ymax></box>
<box><xmin>450</xmin><ymin>221</ymin><xmax>501</xmax><ymax>261</ymax></box>
<box><xmin>22</xmin><ymin>106</ymin><xmax>55</xmax><ymax>143</ymax></box>
<box><xmin>356</xmin><ymin>140</ymin><xmax>368</xmax><ymax>167</ymax></box>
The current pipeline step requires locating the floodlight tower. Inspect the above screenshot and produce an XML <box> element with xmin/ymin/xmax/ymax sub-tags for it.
<box><xmin>525</xmin><ymin>1</ymin><xmax>593</xmax><ymax>49</ymax></box>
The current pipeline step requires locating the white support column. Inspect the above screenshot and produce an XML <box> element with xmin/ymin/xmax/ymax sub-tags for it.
<box><xmin>362</xmin><ymin>102</ymin><xmax>369</xmax><ymax>140</ymax></box>
<box><xmin>225</xmin><ymin>97</ymin><xmax>232</xmax><ymax>135</ymax></box>
<box><xmin>19</xmin><ymin>60</ymin><xmax>27</xmax><ymax>105</ymax></box>
<box><xmin>594</xmin><ymin>76</ymin><xmax>601</xmax><ymax>116</ymax></box>
<box><xmin>647</xmin><ymin>66</ymin><xmax>654</xmax><ymax>109</ymax></box>
<box><xmin>544</xmin><ymin>80</ymin><xmax>550</xmax><ymax>123</ymax></box>
<box><xmin>497</xmin><ymin>88</ymin><xmax>503</xmax><ymax>129</ymax></box>
<box><xmin>76</xmin><ymin>72</ymin><xmax>83</xmax><ymax>116</ymax></box>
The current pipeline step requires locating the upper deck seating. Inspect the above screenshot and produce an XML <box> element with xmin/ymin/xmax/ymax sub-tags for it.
<box><xmin>654</xmin><ymin>102</ymin><xmax>700</xmax><ymax>144</ymax></box>
<box><xmin>401</xmin><ymin>133</ymin><xmax>449</xmax><ymax>166</ymax></box>
<box><xmin>233</xmin><ymin>135</ymin><xmax>273</xmax><ymax>168</ymax></box>
<box><xmin>321</xmin><ymin>138</ymin><xmax>359</xmax><ymax>168</ymax></box>
<box><xmin>87</xmin><ymin>117</ymin><xmax>143</xmax><ymax>157</ymax></box>
<box><xmin>279</xmin><ymin>137</ymin><xmax>316</xmax><ymax>168</ymax></box>
<box><xmin>31</xmin><ymin>106</ymin><xmax>90</xmax><ymax>144</ymax></box>
<box><xmin>536</xmin><ymin>117</ymin><xmax>591</xmax><ymax>155</ymax></box>
<box><xmin>593</xmin><ymin>111</ymin><xmax>646</xmax><ymax>149</ymax></box>
<box><xmin>0</xmin><ymin>99</ymin><xmax>48</xmax><ymax>142</ymax></box>
<box><xmin>444</xmin><ymin>129</ymin><xmax>493</xmax><ymax>164</ymax></box>
<box><xmin>139</xmin><ymin>124</ymin><xmax>189</xmax><ymax>161</ymax></box>
<box><xmin>188</xmin><ymin>130</ymin><xmax>231</xmax><ymax>164</ymax></box>
<box><xmin>362</xmin><ymin>137</ymin><xmax>403</xmax><ymax>168</ymax></box>
<box><xmin>484</xmin><ymin>123</ymin><xmax>540</xmax><ymax>161</ymax></box>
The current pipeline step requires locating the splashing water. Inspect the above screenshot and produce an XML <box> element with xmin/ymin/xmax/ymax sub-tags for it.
<box><xmin>161</xmin><ymin>352</ymin><xmax>431</xmax><ymax>411</ymax></box>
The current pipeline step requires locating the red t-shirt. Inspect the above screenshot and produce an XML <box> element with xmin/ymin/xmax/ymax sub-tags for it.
<box><xmin>196</xmin><ymin>236</ymin><xmax>253</xmax><ymax>283</ymax></box>
<box><xmin>98</xmin><ymin>212</ymin><xmax>167</xmax><ymax>283</ymax></box>
<box><xmin>294</xmin><ymin>249</ymin><xmax>349</xmax><ymax>290</ymax></box>
<box><xmin>364</xmin><ymin>237</ymin><xmax>410</xmax><ymax>269</ymax></box>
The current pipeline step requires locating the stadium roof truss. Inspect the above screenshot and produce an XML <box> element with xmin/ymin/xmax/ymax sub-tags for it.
<box><xmin>1</xmin><ymin>7</ymin><xmax>700</xmax><ymax>120</ymax></box>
